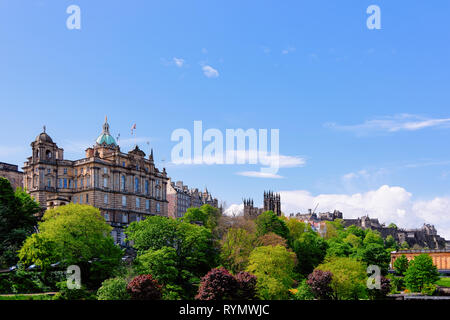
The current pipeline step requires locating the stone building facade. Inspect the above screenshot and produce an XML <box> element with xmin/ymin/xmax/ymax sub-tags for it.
<box><xmin>243</xmin><ymin>191</ymin><xmax>281</xmax><ymax>218</ymax></box>
<box><xmin>166</xmin><ymin>179</ymin><xmax>219</xmax><ymax>218</ymax></box>
<box><xmin>0</xmin><ymin>162</ymin><xmax>23</xmax><ymax>191</ymax></box>
<box><xmin>22</xmin><ymin>120</ymin><xmax>169</xmax><ymax>245</ymax></box>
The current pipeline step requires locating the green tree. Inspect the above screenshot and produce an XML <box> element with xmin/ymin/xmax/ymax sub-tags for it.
<box><xmin>404</xmin><ymin>254</ymin><xmax>440</xmax><ymax>292</ymax></box>
<box><xmin>97</xmin><ymin>277</ymin><xmax>130</xmax><ymax>300</ymax></box>
<box><xmin>358</xmin><ymin>243</ymin><xmax>391</xmax><ymax>275</ymax></box>
<box><xmin>134</xmin><ymin>247</ymin><xmax>179</xmax><ymax>284</ymax></box>
<box><xmin>316</xmin><ymin>257</ymin><xmax>367</xmax><ymax>300</ymax></box>
<box><xmin>18</xmin><ymin>204</ymin><xmax>123</xmax><ymax>288</ymax></box>
<box><xmin>393</xmin><ymin>254</ymin><xmax>409</xmax><ymax>276</ymax></box>
<box><xmin>220</xmin><ymin>228</ymin><xmax>256</xmax><ymax>274</ymax></box>
<box><xmin>285</xmin><ymin>218</ymin><xmax>307</xmax><ymax>242</ymax></box>
<box><xmin>363</xmin><ymin>230</ymin><xmax>384</xmax><ymax>247</ymax></box>
<box><xmin>293</xmin><ymin>231</ymin><xmax>327</xmax><ymax>275</ymax></box>
<box><xmin>0</xmin><ymin>179</ymin><xmax>39</xmax><ymax>268</ymax></box>
<box><xmin>343</xmin><ymin>233</ymin><xmax>362</xmax><ymax>249</ymax></box>
<box><xmin>255</xmin><ymin>211</ymin><xmax>289</xmax><ymax>239</ymax></box>
<box><xmin>246</xmin><ymin>245</ymin><xmax>296</xmax><ymax>300</ymax></box>
<box><xmin>325</xmin><ymin>239</ymin><xmax>352</xmax><ymax>258</ymax></box>
<box><xmin>384</xmin><ymin>235</ymin><xmax>398</xmax><ymax>250</ymax></box>
<box><xmin>126</xmin><ymin>215</ymin><xmax>215</xmax><ymax>298</ymax></box>
<box><xmin>388</xmin><ymin>223</ymin><xmax>398</xmax><ymax>229</ymax></box>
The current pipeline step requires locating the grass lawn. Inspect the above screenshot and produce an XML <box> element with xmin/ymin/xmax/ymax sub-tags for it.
<box><xmin>0</xmin><ymin>294</ymin><xmax>54</xmax><ymax>300</ymax></box>
<box><xmin>436</xmin><ymin>277</ymin><xmax>450</xmax><ymax>288</ymax></box>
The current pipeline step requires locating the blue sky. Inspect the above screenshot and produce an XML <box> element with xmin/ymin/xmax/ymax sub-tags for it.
<box><xmin>1</xmin><ymin>1</ymin><xmax>450</xmax><ymax>235</ymax></box>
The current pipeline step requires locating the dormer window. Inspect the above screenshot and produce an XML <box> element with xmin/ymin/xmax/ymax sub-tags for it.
<box><xmin>46</xmin><ymin>150</ymin><xmax>52</xmax><ymax>159</ymax></box>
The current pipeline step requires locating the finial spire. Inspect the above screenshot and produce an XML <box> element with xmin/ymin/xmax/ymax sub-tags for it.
<box><xmin>43</xmin><ymin>125</ymin><xmax>46</xmax><ymax>133</ymax></box>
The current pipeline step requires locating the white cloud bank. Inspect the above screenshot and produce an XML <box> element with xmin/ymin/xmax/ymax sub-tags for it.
<box><xmin>224</xmin><ymin>185</ymin><xmax>450</xmax><ymax>239</ymax></box>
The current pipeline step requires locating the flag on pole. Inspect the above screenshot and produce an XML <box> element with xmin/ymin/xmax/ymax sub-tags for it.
<box><xmin>131</xmin><ymin>123</ymin><xmax>136</xmax><ymax>135</ymax></box>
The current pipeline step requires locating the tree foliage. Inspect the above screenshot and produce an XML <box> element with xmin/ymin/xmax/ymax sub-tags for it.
<box><xmin>246</xmin><ymin>245</ymin><xmax>296</xmax><ymax>300</ymax></box>
<box><xmin>127</xmin><ymin>274</ymin><xmax>162</xmax><ymax>300</ymax></box>
<box><xmin>393</xmin><ymin>254</ymin><xmax>409</xmax><ymax>276</ymax></box>
<box><xmin>316</xmin><ymin>257</ymin><xmax>367</xmax><ymax>300</ymax></box>
<box><xmin>97</xmin><ymin>277</ymin><xmax>130</xmax><ymax>300</ymax></box>
<box><xmin>18</xmin><ymin>204</ymin><xmax>123</xmax><ymax>288</ymax></box>
<box><xmin>195</xmin><ymin>267</ymin><xmax>238</xmax><ymax>300</ymax></box>
<box><xmin>0</xmin><ymin>178</ymin><xmax>39</xmax><ymax>268</ymax></box>
<box><xmin>255</xmin><ymin>211</ymin><xmax>289</xmax><ymax>239</ymax></box>
<box><xmin>220</xmin><ymin>228</ymin><xmax>256</xmax><ymax>274</ymax></box>
<box><xmin>306</xmin><ymin>269</ymin><xmax>333</xmax><ymax>300</ymax></box>
<box><xmin>404</xmin><ymin>254</ymin><xmax>440</xmax><ymax>292</ymax></box>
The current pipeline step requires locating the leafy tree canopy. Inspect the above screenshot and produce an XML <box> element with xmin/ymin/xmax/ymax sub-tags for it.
<box><xmin>246</xmin><ymin>245</ymin><xmax>296</xmax><ymax>299</ymax></box>
<box><xmin>255</xmin><ymin>211</ymin><xmax>289</xmax><ymax>239</ymax></box>
<box><xmin>0</xmin><ymin>178</ymin><xmax>39</xmax><ymax>268</ymax></box>
<box><xmin>316</xmin><ymin>257</ymin><xmax>367</xmax><ymax>300</ymax></box>
<box><xmin>404</xmin><ymin>254</ymin><xmax>440</xmax><ymax>292</ymax></box>
<box><xmin>18</xmin><ymin>204</ymin><xmax>123</xmax><ymax>288</ymax></box>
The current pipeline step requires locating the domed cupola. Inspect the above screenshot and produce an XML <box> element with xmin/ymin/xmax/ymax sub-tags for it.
<box><xmin>96</xmin><ymin>116</ymin><xmax>117</xmax><ymax>147</ymax></box>
<box><xmin>35</xmin><ymin>126</ymin><xmax>53</xmax><ymax>143</ymax></box>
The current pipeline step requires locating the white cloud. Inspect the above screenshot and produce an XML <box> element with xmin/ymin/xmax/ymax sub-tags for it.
<box><xmin>236</xmin><ymin>171</ymin><xmax>283</xmax><ymax>179</ymax></box>
<box><xmin>326</xmin><ymin>114</ymin><xmax>450</xmax><ymax>134</ymax></box>
<box><xmin>223</xmin><ymin>203</ymin><xmax>244</xmax><ymax>216</ymax></box>
<box><xmin>170</xmin><ymin>149</ymin><xmax>305</xmax><ymax>168</ymax></box>
<box><xmin>173</xmin><ymin>57</ymin><xmax>185</xmax><ymax>67</ymax></box>
<box><xmin>202</xmin><ymin>65</ymin><xmax>219</xmax><ymax>78</ymax></box>
<box><xmin>277</xmin><ymin>185</ymin><xmax>450</xmax><ymax>239</ymax></box>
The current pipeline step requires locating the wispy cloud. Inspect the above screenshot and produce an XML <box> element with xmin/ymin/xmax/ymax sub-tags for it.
<box><xmin>171</xmin><ymin>150</ymin><xmax>305</xmax><ymax>168</ymax></box>
<box><xmin>326</xmin><ymin>114</ymin><xmax>450</xmax><ymax>134</ymax></box>
<box><xmin>236</xmin><ymin>171</ymin><xmax>283</xmax><ymax>179</ymax></box>
<box><xmin>173</xmin><ymin>57</ymin><xmax>185</xmax><ymax>67</ymax></box>
<box><xmin>202</xmin><ymin>65</ymin><xmax>219</xmax><ymax>78</ymax></box>
<box><xmin>282</xmin><ymin>46</ymin><xmax>296</xmax><ymax>55</ymax></box>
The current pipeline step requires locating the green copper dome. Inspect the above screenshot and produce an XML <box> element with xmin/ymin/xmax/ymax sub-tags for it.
<box><xmin>96</xmin><ymin>117</ymin><xmax>117</xmax><ymax>146</ymax></box>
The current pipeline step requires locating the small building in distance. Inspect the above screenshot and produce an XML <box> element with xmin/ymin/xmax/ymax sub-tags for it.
<box><xmin>0</xmin><ymin>162</ymin><xmax>24</xmax><ymax>191</ymax></box>
<box><xmin>166</xmin><ymin>179</ymin><xmax>219</xmax><ymax>219</ymax></box>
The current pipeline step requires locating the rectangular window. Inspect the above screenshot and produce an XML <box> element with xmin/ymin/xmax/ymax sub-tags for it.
<box><xmin>81</xmin><ymin>179</ymin><xmax>84</xmax><ymax>188</ymax></box>
<box><xmin>156</xmin><ymin>203</ymin><xmax>160</xmax><ymax>212</ymax></box>
<box><xmin>73</xmin><ymin>196</ymin><xmax>77</xmax><ymax>203</ymax></box>
<box><xmin>104</xmin><ymin>194</ymin><xmax>108</xmax><ymax>204</ymax></box>
<box><xmin>63</xmin><ymin>168</ymin><xmax>67</xmax><ymax>174</ymax></box>
<box><xmin>145</xmin><ymin>180</ymin><xmax>149</xmax><ymax>194</ymax></box>
<box><xmin>86</xmin><ymin>194</ymin><xmax>89</xmax><ymax>203</ymax></box>
<box><xmin>63</xmin><ymin>179</ymin><xmax>67</xmax><ymax>189</ymax></box>
<box><xmin>122</xmin><ymin>196</ymin><xmax>127</xmax><ymax>207</ymax></box>
<box><xmin>87</xmin><ymin>177</ymin><xmax>90</xmax><ymax>187</ymax></box>
<box><xmin>75</xmin><ymin>180</ymin><xmax>78</xmax><ymax>189</ymax></box>
<box><xmin>75</xmin><ymin>169</ymin><xmax>78</xmax><ymax>175</ymax></box>
<box><xmin>122</xmin><ymin>214</ymin><xmax>128</xmax><ymax>223</ymax></box>
<box><xmin>103</xmin><ymin>177</ymin><xmax>108</xmax><ymax>188</ymax></box>
<box><xmin>69</xmin><ymin>180</ymin><xmax>72</xmax><ymax>188</ymax></box>
<box><xmin>104</xmin><ymin>213</ymin><xmax>109</xmax><ymax>221</ymax></box>
<box><xmin>136</xmin><ymin>197</ymin><xmax>140</xmax><ymax>208</ymax></box>
<box><xmin>145</xmin><ymin>199</ymin><xmax>150</xmax><ymax>210</ymax></box>
<box><xmin>79</xmin><ymin>196</ymin><xmax>83</xmax><ymax>204</ymax></box>
<box><xmin>103</xmin><ymin>167</ymin><xmax>108</xmax><ymax>174</ymax></box>
<box><xmin>59</xmin><ymin>179</ymin><xmax>62</xmax><ymax>188</ymax></box>
<box><xmin>47</xmin><ymin>179</ymin><xmax>51</xmax><ymax>188</ymax></box>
